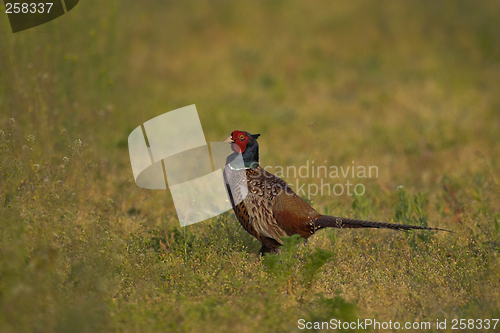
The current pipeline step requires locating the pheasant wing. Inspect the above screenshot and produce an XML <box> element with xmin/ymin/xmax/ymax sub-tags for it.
<box><xmin>243</xmin><ymin>192</ymin><xmax>287</xmax><ymax>244</ymax></box>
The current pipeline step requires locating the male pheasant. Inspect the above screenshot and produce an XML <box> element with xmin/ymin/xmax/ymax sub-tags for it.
<box><xmin>222</xmin><ymin>130</ymin><xmax>448</xmax><ymax>255</ymax></box>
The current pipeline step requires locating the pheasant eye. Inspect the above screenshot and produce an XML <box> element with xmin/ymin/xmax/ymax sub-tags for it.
<box><xmin>239</xmin><ymin>134</ymin><xmax>245</xmax><ymax>140</ymax></box>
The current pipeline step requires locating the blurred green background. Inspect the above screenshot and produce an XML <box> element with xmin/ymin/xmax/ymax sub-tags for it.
<box><xmin>1</xmin><ymin>1</ymin><xmax>499</xmax><ymax>332</ymax></box>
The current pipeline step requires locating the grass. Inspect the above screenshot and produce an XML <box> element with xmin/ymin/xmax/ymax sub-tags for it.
<box><xmin>1</xmin><ymin>1</ymin><xmax>500</xmax><ymax>332</ymax></box>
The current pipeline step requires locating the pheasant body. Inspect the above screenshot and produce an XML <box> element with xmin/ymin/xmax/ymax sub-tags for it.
<box><xmin>222</xmin><ymin>130</ymin><xmax>448</xmax><ymax>255</ymax></box>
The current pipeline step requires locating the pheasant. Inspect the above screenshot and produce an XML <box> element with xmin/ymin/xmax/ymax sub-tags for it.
<box><xmin>222</xmin><ymin>130</ymin><xmax>448</xmax><ymax>255</ymax></box>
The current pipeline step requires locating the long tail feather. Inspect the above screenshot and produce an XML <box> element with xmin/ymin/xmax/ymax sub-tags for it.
<box><xmin>315</xmin><ymin>215</ymin><xmax>452</xmax><ymax>232</ymax></box>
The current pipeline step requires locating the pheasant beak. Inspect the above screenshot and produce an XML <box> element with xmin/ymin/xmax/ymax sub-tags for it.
<box><xmin>223</xmin><ymin>136</ymin><xmax>234</xmax><ymax>143</ymax></box>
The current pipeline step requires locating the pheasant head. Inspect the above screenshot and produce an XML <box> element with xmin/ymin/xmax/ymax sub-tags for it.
<box><xmin>223</xmin><ymin>130</ymin><xmax>261</xmax><ymax>168</ymax></box>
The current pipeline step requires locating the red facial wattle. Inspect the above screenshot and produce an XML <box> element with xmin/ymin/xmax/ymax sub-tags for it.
<box><xmin>232</xmin><ymin>131</ymin><xmax>248</xmax><ymax>153</ymax></box>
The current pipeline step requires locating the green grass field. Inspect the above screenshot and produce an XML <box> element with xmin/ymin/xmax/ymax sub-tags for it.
<box><xmin>1</xmin><ymin>1</ymin><xmax>499</xmax><ymax>332</ymax></box>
